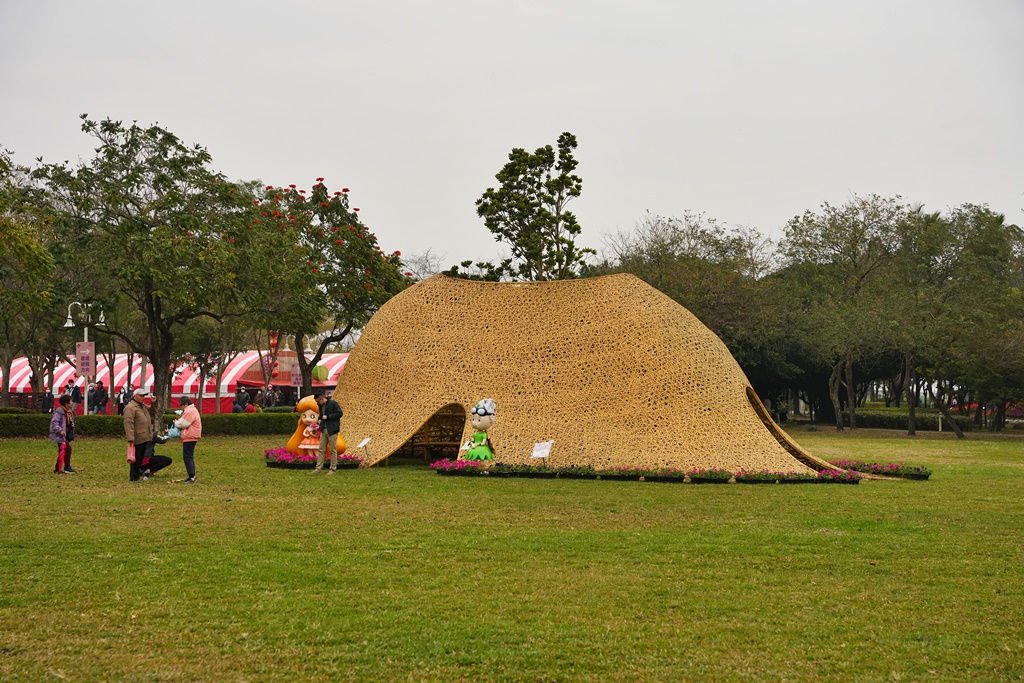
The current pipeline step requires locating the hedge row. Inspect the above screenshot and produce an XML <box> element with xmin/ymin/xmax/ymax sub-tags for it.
<box><xmin>839</xmin><ymin>411</ymin><xmax>972</xmax><ymax>432</ymax></box>
<box><xmin>0</xmin><ymin>412</ymin><xmax>299</xmax><ymax>438</ymax></box>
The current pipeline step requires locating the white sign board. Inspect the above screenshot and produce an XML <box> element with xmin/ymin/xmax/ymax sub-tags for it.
<box><xmin>291</xmin><ymin>370</ymin><xmax>303</xmax><ymax>387</ymax></box>
<box><xmin>530</xmin><ymin>440</ymin><xmax>554</xmax><ymax>458</ymax></box>
<box><xmin>357</xmin><ymin>437</ymin><xmax>372</xmax><ymax>449</ymax></box>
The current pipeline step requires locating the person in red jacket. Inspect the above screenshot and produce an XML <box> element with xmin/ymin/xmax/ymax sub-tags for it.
<box><xmin>173</xmin><ymin>396</ymin><xmax>203</xmax><ymax>483</ymax></box>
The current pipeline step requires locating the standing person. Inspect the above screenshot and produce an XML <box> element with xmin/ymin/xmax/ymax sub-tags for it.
<box><xmin>173</xmin><ymin>396</ymin><xmax>202</xmax><ymax>484</ymax></box>
<box><xmin>68</xmin><ymin>381</ymin><xmax>83</xmax><ymax>414</ymax></box>
<box><xmin>48</xmin><ymin>395</ymin><xmax>77</xmax><ymax>474</ymax></box>
<box><xmin>263</xmin><ymin>387</ymin><xmax>275</xmax><ymax>409</ymax></box>
<box><xmin>93</xmin><ymin>381</ymin><xmax>109</xmax><ymax>415</ymax></box>
<box><xmin>117</xmin><ymin>384</ymin><xmax>130</xmax><ymax>415</ymax></box>
<box><xmin>86</xmin><ymin>383</ymin><xmax>96</xmax><ymax>413</ymax></box>
<box><xmin>123</xmin><ymin>388</ymin><xmax>153</xmax><ymax>482</ymax></box>
<box><xmin>236</xmin><ymin>388</ymin><xmax>249</xmax><ymax>410</ymax></box>
<box><xmin>312</xmin><ymin>390</ymin><xmax>345</xmax><ymax>474</ymax></box>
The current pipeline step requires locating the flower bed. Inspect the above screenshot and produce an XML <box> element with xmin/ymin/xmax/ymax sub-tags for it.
<box><xmin>639</xmin><ymin>468</ymin><xmax>687</xmax><ymax>483</ymax></box>
<box><xmin>263</xmin><ymin>447</ymin><xmax>361</xmax><ymax>469</ymax></box>
<box><xmin>596</xmin><ymin>466</ymin><xmax>646</xmax><ymax>481</ymax></box>
<box><xmin>733</xmin><ymin>469</ymin><xmax>861</xmax><ymax>484</ymax></box>
<box><xmin>687</xmin><ymin>467</ymin><xmax>732</xmax><ymax>483</ymax></box>
<box><xmin>430</xmin><ymin>458</ymin><xmax>487</xmax><ymax>476</ymax></box>
<box><xmin>552</xmin><ymin>465</ymin><xmax>598</xmax><ymax>480</ymax></box>
<box><xmin>829</xmin><ymin>459</ymin><xmax>931</xmax><ymax>480</ymax></box>
<box><xmin>816</xmin><ymin>469</ymin><xmax>861</xmax><ymax>484</ymax></box>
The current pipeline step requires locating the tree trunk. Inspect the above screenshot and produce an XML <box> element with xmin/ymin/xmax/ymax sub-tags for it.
<box><xmin>845</xmin><ymin>354</ymin><xmax>856</xmax><ymax>429</ymax></box>
<box><xmin>828</xmin><ymin>360</ymin><xmax>844</xmax><ymax>432</ymax></box>
<box><xmin>926</xmin><ymin>382</ymin><xmax>965</xmax><ymax>439</ymax></box>
<box><xmin>0</xmin><ymin>350</ymin><xmax>13</xmax><ymax>408</ymax></box>
<box><xmin>904</xmin><ymin>353</ymin><xmax>916</xmax><ymax>436</ymax></box>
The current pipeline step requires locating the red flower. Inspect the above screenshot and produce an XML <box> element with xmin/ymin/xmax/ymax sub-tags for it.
<box><xmin>316</xmin><ymin>177</ymin><xmax>324</xmax><ymax>182</ymax></box>
<box><xmin>334</xmin><ymin>239</ymin><xmax>343</xmax><ymax>244</ymax></box>
<box><xmin>342</xmin><ymin>187</ymin><xmax>350</xmax><ymax>193</ymax></box>
<box><xmin>353</xmin><ymin>207</ymin><xmax>360</xmax><ymax>212</ymax></box>
<box><xmin>393</xmin><ymin>250</ymin><xmax>401</xmax><ymax>256</ymax></box>
<box><xmin>357</xmin><ymin>233</ymin><xmax>364</xmax><ymax>238</ymax></box>
<box><xmin>347</xmin><ymin>226</ymin><xmax>355</xmax><ymax>231</ymax></box>
<box><xmin>319</xmin><ymin>231</ymin><xmax>324</xmax><ymax>236</ymax></box>
<box><xmin>254</xmin><ymin>220</ymin><xmax>259</xmax><ymax>224</ymax></box>
<box><xmin>345</xmin><ymin>293</ymin><xmax>351</xmax><ymax>298</ymax></box>
<box><xmin>299</xmin><ymin>190</ymin><xmax>306</xmax><ymax>194</ymax></box>
<box><xmin>331</xmin><ymin>226</ymin><xmax>338</xmax><ymax>231</ymax></box>
<box><xmin>313</xmin><ymin>269</ymin><xmax>319</xmax><ymax>273</ymax></box>
<box><xmin>405</xmin><ymin>271</ymin><xmax>413</xmax><ymax>277</ymax></box>
<box><xmin>333</xmin><ymin>192</ymin><xmax>341</xmax><ymax>196</ymax></box>
<box><xmin>289</xmin><ymin>184</ymin><xmax>296</xmax><ymax>188</ymax></box>
<box><xmin>364</xmin><ymin>283</ymin><xmax>372</xmax><ymax>289</ymax></box>
<box><xmin>266</xmin><ymin>185</ymin><xmax>273</xmax><ymax>190</ymax></box>
<box><xmin>364</xmin><ymin>270</ymin><xmax>372</xmax><ymax>275</ymax></box>
<box><xmin>320</xmin><ymin>202</ymin><xmax>329</xmax><ymax>207</ymax></box>
<box><xmin>231</xmin><ymin>238</ymin><xmax>236</xmax><ymax>243</ymax></box>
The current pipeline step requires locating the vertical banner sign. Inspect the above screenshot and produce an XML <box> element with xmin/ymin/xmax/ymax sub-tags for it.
<box><xmin>76</xmin><ymin>342</ymin><xmax>96</xmax><ymax>379</ymax></box>
<box><xmin>291</xmin><ymin>369</ymin><xmax>303</xmax><ymax>388</ymax></box>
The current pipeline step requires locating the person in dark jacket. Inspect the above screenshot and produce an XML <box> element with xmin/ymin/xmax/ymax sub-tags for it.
<box><xmin>92</xmin><ymin>380</ymin><xmax>109</xmax><ymax>414</ymax></box>
<box><xmin>66</xmin><ymin>381</ymin><xmax>82</xmax><ymax>414</ymax></box>
<box><xmin>311</xmin><ymin>390</ymin><xmax>345</xmax><ymax>474</ymax></box>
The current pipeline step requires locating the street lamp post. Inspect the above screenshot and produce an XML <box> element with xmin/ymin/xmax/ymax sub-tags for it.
<box><xmin>64</xmin><ymin>302</ymin><xmax>104</xmax><ymax>415</ymax></box>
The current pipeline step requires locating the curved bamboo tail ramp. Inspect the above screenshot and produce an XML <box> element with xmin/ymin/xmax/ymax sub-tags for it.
<box><xmin>336</xmin><ymin>273</ymin><xmax>831</xmax><ymax>473</ymax></box>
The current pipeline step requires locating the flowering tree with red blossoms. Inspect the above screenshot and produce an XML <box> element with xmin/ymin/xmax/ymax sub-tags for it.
<box><xmin>245</xmin><ymin>178</ymin><xmax>410</xmax><ymax>394</ymax></box>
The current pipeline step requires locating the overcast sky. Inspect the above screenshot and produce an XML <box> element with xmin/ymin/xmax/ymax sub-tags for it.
<box><xmin>2</xmin><ymin>0</ymin><xmax>1022</xmax><ymax>268</ymax></box>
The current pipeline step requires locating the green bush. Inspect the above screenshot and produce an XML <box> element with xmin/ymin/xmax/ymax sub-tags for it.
<box><xmin>839</xmin><ymin>411</ymin><xmax>972</xmax><ymax>432</ymax></box>
<box><xmin>264</xmin><ymin>406</ymin><xmax>296</xmax><ymax>413</ymax></box>
<box><xmin>0</xmin><ymin>412</ymin><xmax>298</xmax><ymax>439</ymax></box>
<box><xmin>0</xmin><ymin>407</ymin><xmax>34</xmax><ymax>414</ymax></box>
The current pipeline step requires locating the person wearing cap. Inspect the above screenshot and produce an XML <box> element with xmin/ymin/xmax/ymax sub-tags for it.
<box><xmin>172</xmin><ymin>396</ymin><xmax>202</xmax><ymax>483</ymax></box>
<box><xmin>123</xmin><ymin>388</ymin><xmax>154</xmax><ymax>482</ymax></box>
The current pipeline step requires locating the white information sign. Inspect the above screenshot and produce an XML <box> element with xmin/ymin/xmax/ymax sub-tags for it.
<box><xmin>530</xmin><ymin>440</ymin><xmax>554</xmax><ymax>458</ymax></box>
<box><xmin>357</xmin><ymin>437</ymin><xmax>372</xmax><ymax>449</ymax></box>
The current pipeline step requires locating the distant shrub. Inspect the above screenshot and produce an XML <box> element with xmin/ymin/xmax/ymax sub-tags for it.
<box><xmin>0</xmin><ymin>407</ymin><xmax>34</xmax><ymax>415</ymax></box>
<box><xmin>839</xmin><ymin>411</ymin><xmax>971</xmax><ymax>432</ymax></box>
<box><xmin>0</xmin><ymin>412</ymin><xmax>296</xmax><ymax>438</ymax></box>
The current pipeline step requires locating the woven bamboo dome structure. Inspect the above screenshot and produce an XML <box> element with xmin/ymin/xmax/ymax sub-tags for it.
<box><xmin>336</xmin><ymin>273</ymin><xmax>830</xmax><ymax>473</ymax></box>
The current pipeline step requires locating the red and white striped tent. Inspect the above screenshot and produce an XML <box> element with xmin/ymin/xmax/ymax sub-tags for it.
<box><xmin>2</xmin><ymin>352</ymin><xmax>349</xmax><ymax>413</ymax></box>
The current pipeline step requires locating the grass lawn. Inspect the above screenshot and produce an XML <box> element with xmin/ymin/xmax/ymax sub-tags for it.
<box><xmin>1</xmin><ymin>429</ymin><xmax>1022</xmax><ymax>682</ymax></box>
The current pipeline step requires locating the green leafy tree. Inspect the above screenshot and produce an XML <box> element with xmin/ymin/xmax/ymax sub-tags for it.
<box><xmin>0</xmin><ymin>149</ymin><xmax>57</xmax><ymax>406</ymax></box>
<box><xmin>247</xmin><ymin>179</ymin><xmax>410</xmax><ymax>394</ymax></box>
<box><xmin>467</xmin><ymin>132</ymin><xmax>594</xmax><ymax>281</ymax></box>
<box><xmin>35</xmin><ymin>117</ymin><xmax>255</xmax><ymax>416</ymax></box>
<box><xmin>780</xmin><ymin>195</ymin><xmax>907</xmax><ymax>430</ymax></box>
